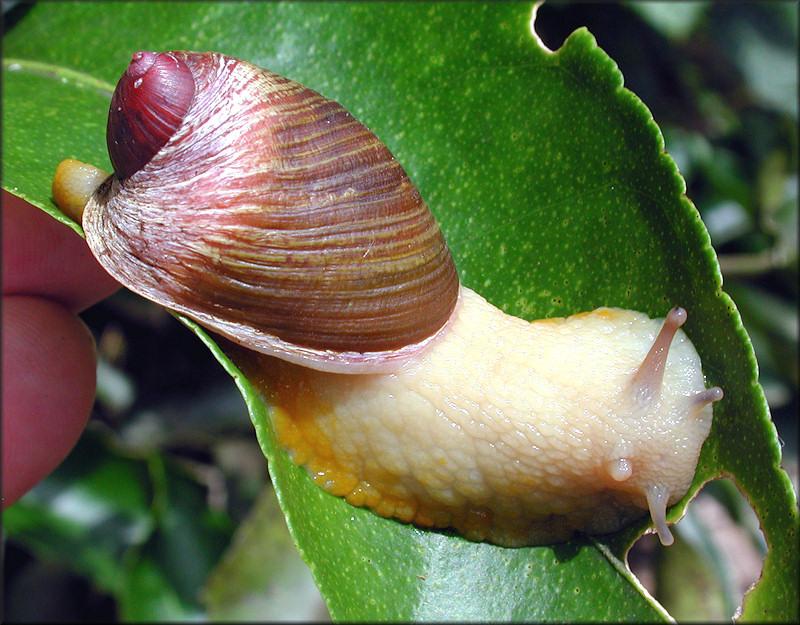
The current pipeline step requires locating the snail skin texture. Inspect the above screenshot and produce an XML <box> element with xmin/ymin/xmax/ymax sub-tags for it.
<box><xmin>52</xmin><ymin>50</ymin><xmax>723</xmax><ymax>548</ymax></box>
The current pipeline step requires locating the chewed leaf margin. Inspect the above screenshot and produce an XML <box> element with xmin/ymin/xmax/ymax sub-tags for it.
<box><xmin>2</xmin><ymin>0</ymin><xmax>796</xmax><ymax>620</ymax></box>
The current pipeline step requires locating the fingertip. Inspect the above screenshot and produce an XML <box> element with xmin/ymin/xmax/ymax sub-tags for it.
<box><xmin>1</xmin><ymin>191</ymin><xmax>120</xmax><ymax>311</ymax></box>
<box><xmin>2</xmin><ymin>296</ymin><xmax>98</xmax><ymax>508</ymax></box>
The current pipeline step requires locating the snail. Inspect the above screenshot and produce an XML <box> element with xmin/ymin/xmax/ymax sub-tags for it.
<box><xmin>52</xmin><ymin>51</ymin><xmax>723</xmax><ymax>548</ymax></box>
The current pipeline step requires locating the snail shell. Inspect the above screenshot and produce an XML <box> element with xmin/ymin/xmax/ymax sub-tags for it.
<box><xmin>53</xmin><ymin>50</ymin><xmax>723</xmax><ymax>547</ymax></box>
<box><xmin>85</xmin><ymin>51</ymin><xmax>459</xmax><ymax>373</ymax></box>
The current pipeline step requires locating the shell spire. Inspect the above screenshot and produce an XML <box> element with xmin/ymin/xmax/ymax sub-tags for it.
<box><xmin>107</xmin><ymin>51</ymin><xmax>195</xmax><ymax>178</ymax></box>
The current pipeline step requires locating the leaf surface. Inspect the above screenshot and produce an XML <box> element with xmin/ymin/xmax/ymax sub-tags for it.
<box><xmin>3</xmin><ymin>2</ymin><xmax>796</xmax><ymax>621</ymax></box>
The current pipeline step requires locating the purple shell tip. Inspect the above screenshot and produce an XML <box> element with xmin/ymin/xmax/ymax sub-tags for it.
<box><xmin>107</xmin><ymin>51</ymin><xmax>195</xmax><ymax>179</ymax></box>
<box><xmin>127</xmin><ymin>51</ymin><xmax>157</xmax><ymax>78</ymax></box>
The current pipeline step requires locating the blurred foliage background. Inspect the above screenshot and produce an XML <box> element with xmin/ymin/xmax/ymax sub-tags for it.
<box><xmin>3</xmin><ymin>1</ymin><xmax>797</xmax><ymax>621</ymax></box>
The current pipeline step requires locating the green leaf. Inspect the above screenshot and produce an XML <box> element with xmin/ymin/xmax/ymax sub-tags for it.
<box><xmin>3</xmin><ymin>1</ymin><xmax>796</xmax><ymax>621</ymax></box>
<box><xmin>203</xmin><ymin>485</ymin><xmax>327</xmax><ymax>620</ymax></box>
<box><xmin>2</xmin><ymin>428</ymin><xmax>233</xmax><ymax>620</ymax></box>
<box><xmin>2</xmin><ymin>432</ymin><xmax>154</xmax><ymax>597</ymax></box>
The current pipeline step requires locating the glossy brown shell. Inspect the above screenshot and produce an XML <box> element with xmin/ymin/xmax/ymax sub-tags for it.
<box><xmin>84</xmin><ymin>51</ymin><xmax>459</xmax><ymax>372</ymax></box>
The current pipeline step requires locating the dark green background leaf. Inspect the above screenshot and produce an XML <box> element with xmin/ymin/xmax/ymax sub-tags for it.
<box><xmin>3</xmin><ymin>1</ymin><xmax>796</xmax><ymax>621</ymax></box>
<box><xmin>2</xmin><ymin>430</ymin><xmax>234</xmax><ymax>620</ymax></box>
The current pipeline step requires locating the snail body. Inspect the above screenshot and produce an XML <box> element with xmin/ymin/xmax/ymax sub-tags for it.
<box><xmin>52</xmin><ymin>51</ymin><xmax>722</xmax><ymax>547</ymax></box>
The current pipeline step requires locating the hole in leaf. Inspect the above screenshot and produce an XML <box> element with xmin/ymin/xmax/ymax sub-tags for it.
<box><xmin>628</xmin><ymin>478</ymin><xmax>765</xmax><ymax>621</ymax></box>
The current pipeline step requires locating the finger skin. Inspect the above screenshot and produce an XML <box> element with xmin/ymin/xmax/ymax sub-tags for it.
<box><xmin>2</xmin><ymin>191</ymin><xmax>121</xmax><ymax>311</ymax></box>
<box><xmin>2</xmin><ymin>192</ymin><xmax>121</xmax><ymax>508</ymax></box>
<box><xmin>2</xmin><ymin>297</ymin><xmax>98</xmax><ymax>507</ymax></box>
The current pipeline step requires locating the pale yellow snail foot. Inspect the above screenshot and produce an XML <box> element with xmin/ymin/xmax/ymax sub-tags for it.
<box><xmin>223</xmin><ymin>288</ymin><xmax>722</xmax><ymax>547</ymax></box>
<box><xmin>47</xmin><ymin>154</ymin><xmax>722</xmax><ymax>546</ymax></box>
